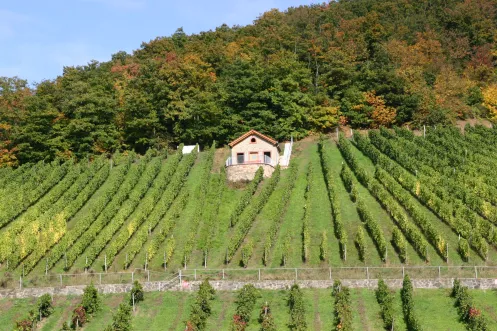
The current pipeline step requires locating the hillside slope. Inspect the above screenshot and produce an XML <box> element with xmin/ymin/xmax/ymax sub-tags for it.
<box><xmin>1</xmin><ymin>0</ymin><xmax>497</xmax><ymax>165</ymax></box>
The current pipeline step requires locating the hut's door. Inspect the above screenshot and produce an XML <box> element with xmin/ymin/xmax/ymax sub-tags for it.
<box><xmin>237</xmin><ymin>153</ymin><xmax>245</xmax><ymax>164</ymax></box>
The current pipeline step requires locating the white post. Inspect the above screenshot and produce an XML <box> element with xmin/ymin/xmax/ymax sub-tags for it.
<box><xmin>336</xmin><ymin>127</ymin><xmax>339</xmax><ymax>139</ymax></box>
<box><xmin>204</xmin><ymin>252</ymin><xmax>207</xmax><ymax>269</ymax></box>
<box><xmin>295</xmin><ymin>268</ymin><xmax>298</xmax><ymax>280</ymax></box>
<box><xmin>258</xmin><ymin>269</ymin><xmax>261</xmax><ymax>281</ymax></box>
<box><xmin>423</xmin><ymin>125</ymin><xmax>426</xmax><ymax>138</ymax></box>
<box><xmin>104</xmin><ymin>254</ymin><xmax>107</xmax><ymax>273</ymax></box>
<box><xmin>344</xmin><ymin>244</ymin><xmax>347</xmax><ymax>261</ymax></box>
<box><xmin>194</xmin><ymin>269</ymin><xmax>197</xmax><ymax>281</ymax></box>
<box><xmin>99</xmin><ymin>273</ymin><xmax>102</xmax><ymax>285</ymax></box>
<box><xmin>329</xmin><ymin>267</ymin><xmax>332</xmax><ymax>280</ymax></box>
<box><xmin>148</xmin><ymin>270</ymin><xmax>150</xmax><ymax>282</ymax></box>
<box><xmin>19</xmin><ymin>276</ymin><xmax>22</xmax><ymax>289</ymax></box>
<box><xmin>45</xmin><ymin>259</ymin><xmax>48</xmax><ymax>275</ymax></box>
<box><xmin>222</xmin><ymin>269</ymin><xmax>225</xmax><ymax>280</ymax></box>
<box><xmin>438</xmin><ymin>266</ymin><xmax>441</xmax><ymax>279</ymax></box>
<box><xmin>402</xmin><ymin>267</ymin><xmax>405</xmax><ymax>278</ymax></box>
<box><xmin>366</xmin><ymin>267</ymin><xmax>369</xmax><ymax>280</ymax></box>
<box><xmin>131</xmin><ymin>272</ymin><xmax>134</xmax><ymax>283</ymax></box>
<box><xmin>446</xmin><ymin>244</ymin><xmax>449</xmax><ymax>263</ymax></box>
<box><xmin>132</xmin><ymin>293</ymin><xmax>135</xmax><ymax>312</ymax></box>
<box><xmin>179</xmin><ymin>269</ymin><xmax>182</xmax><ymax>284</ymax></box>
<box><xmin>475</xmin><ymin>266</ymin><xmax>478</xmax><ymax>279</ymax></box>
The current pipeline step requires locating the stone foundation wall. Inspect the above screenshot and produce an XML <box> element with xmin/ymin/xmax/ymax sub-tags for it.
<box><xmin>2</xmin><ymin>278</ymin><xmax>497</xmax><ymax>299</ymax></box>
<box><xmin>226</xmin><ymin>164</ymin><xmax>274</xmax><ymax>182</ymax></box>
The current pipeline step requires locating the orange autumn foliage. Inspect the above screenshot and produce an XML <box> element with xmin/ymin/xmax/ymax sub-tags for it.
<box><xmin>365</xmin><ymin>91</ymin><xmax>397</xmax><ymax>128</ymax></box>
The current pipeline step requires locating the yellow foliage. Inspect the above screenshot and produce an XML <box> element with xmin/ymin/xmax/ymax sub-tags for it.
<box><xmin>309</xmin><ymin>105</ymin><xmax>339</xmax><ymax>130</ymax></box>
<box><xmin>482</xmin><ymin>84</ymin><xmax>497</xmax><ymax>120</ymax></box>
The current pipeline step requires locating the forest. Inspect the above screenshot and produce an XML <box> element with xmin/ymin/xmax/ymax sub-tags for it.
<box><xmin>1</xmin><ymin>0</ymin><xmax>497</xmax><ymax>166</ymax></box>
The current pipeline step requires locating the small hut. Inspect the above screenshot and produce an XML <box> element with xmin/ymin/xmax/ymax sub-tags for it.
<box><xmin>225</xmin><ymin>130</ymin><xmax>280</xmax><ymax>181</ymax></box>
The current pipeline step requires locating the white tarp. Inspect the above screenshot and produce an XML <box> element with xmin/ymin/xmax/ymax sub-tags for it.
<box><xmin>182</xmin><ymin>145</ymin><xmax>199</xmax><ymax>154</ymax></box>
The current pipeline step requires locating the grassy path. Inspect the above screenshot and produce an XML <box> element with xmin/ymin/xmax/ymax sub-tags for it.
<box><xmin>270</xmin><ymin>142</ymin><xmax>308</xmax><ymax>267</ymax></box>
<box><xmin>307</xmin><ymin>143</ymin><xmax>336</xmax><ymax>266</ymax></box>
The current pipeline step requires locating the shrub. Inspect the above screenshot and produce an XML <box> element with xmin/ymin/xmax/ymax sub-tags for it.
<box><xmin>288</xmin><ymin>284</ymin><xmax>306</xmax><ymax>330</ymax></box>
<box><xmin>187</xmin><ymin>279</ymin><xmax>215</xmax><ymax>330</ymax></box>
<box><xmin>320</xmin><ymin>231</ymin><xmax>328</xmax><ymax>261</ymax></box>
<box><xmin>15</xmin><ymin>318</ymin><xmax>33</xmax><ymax>331</ymax></box>
<box><xmin>259</xmin><ymin>303</ymin><xmax>276</xmax><ymax>331</ymax></box>
<box><xmin>401</xmin><ymin>275</ymin><xmax>422</xmax><ymax>331</ymax></box>
<box><xmin>71</xmin><ymin>306</ymin><xmax>87</xmax><ymax>328</ymax></box>
<box><xmin>106</xmin><ymin>302</ymin><xmax>133</xmax><ymax>331</ymax></box>
<box><xmin>350</xmin><ymin>184</ymin><xmax>358</xmax><ymax>202</ymax></box>
<box><xmin>375</xmin><ymin>278</ymin><xmax>394</xmax><ymax>330</ymax></box>
<box><xmin>82</xmin><ymin>283</ymin><xmax>101</xmax><ymax>316</ymax></box>
<box><xmin>241</xmin><ymin>239</ymin><xmax>254</xmax><ymax>268</ymax></box>
<box><xmin>355</xmin><ymin>227</ymin><xmax>366</xmax><ymax>262</ymax></box>
<box><xmin>332</xmin><ymin>280</ymin><xmax>352</xmax><ymax>331</ymax></box>
<box><xmin>340</xmin><ymin>163</ymin><xmax>354</xmax><ymax>193</ymax></box>
<box><xmin>458</xmin><ymin>238</ymin><xmax>470</xmax><ymax>262</ymax></box>
<box><xmin>452</xmin><ymin>279</ymin><xmax>488</xmax><ymax>331</ymax></box>
<box><xmin>60</xmin><ymin>321</ymin><xmax>71</xmax><ymax>330</ymax></box>
<box><xmin>37</xmin><ymin>293</ymin><xmax>54</xmax><ymax>318</ymax></box>
<box><xmin>392</xmin><ymin>228</ymin><xmax>407</xmax><ymax>263</ymax></box>
<box><xmin>281</xmin><ymin>234</ymin><xmax>291</xmax><ymax>266</ymax></box>
<box><xmin>302</xmin><ymin>210</ymin><xmax>310</xmax><ymax>262</ymax></box>
<box><xmin>234</xmin><ymin>284</ymin><xmax>260</xmax><ymax>324</ymax></box>
<box><xmin>130</xmin><ymin>281</ymin><xmax>144</xmax><ymax>306</ymax></box>
<box><xmin>230</xmin><ymin>315</ymin><xmax>247</xmax><ymax>331</ymax></box>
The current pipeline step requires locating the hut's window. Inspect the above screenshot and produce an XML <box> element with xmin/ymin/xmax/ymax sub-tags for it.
<box><xmin>250</xmin><ymin>137</ymin><xmax>256</xmax><ymax>143</ymax></box>
<box><xmin>237</xmin><ymin>153</ymin><xmax>245</xmax><ymax>164</ymax></box>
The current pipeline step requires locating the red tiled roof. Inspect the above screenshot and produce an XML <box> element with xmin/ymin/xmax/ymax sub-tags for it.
<box><xmin>228</xmin><ymin>129</ymin><xmax>278</xmax><ymax>147</ymax></box>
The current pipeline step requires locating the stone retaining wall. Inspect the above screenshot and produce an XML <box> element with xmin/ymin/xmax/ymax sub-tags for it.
<box><xmin>2</xmin><ymin>278</ymin><xmax>497</xmax><ymax>299</ymax></box>
<box><xmin>226</xmin><ymin>164</ymin><xmax>274</xmax><ymax>181</ymax></box>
